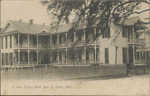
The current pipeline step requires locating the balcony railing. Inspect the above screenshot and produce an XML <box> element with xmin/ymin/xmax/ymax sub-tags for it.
<box><xmin>128</xmin><ymin>38</ymin><xmax>145</xmax><ymax>44</ymax></box>
<box><xmin>13</xmin><ymin>40</ymin><xmax>99</xmax><ymax>49</ymax></box>
<box><xmin>14</xmin><ymin>44</ymin><xmax>37</xmax><ymax>48</ymax></box>
<box><xmin>20</xmin><ymin>61</ymin><xmax>37</xmax><ymax>64</ymax></box>
<box><xmin>134</xmin><ymin>39</ymin><xmax>145</xmax><ymax>44</ymax></box>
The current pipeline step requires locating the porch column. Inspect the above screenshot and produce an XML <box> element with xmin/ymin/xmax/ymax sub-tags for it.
<box><xmin>17</xmin><ymin>34</ymin><xmax>20</xmax><ymax>65</ymax></box>
<box><xmin>50</xmin><ymin>52</ymin><xmax>53</xmax><ymax>63</ymax></box>
<box><xmin>28</xmin><ymin>35</ymin><xmax>30</xmax><ymax>47</ymax></box>
<box><xmin>58</xmin><ymin>50</ymin><xmax>59</xmax><ymax>64</ymax></box>
<box><xmin>12</xmin><ymin>35</ymin><xmax>14</xmax><ymax>48</ymax></box>
<box><xmin>144</xmin><ymin>29</ymin><xmax>147</xmax><ymax>64</ymax></box>
<box><xmin>132</xmin><ymin>27</ymin><xmax>135</xmax><ymax>63</ymax></box>
<box><xmin>127</xmin><ymin>28</ymin><xmax>129</xmax><ymax>63</ymax></box>
<box><xmin>1</xmin><ymin>36</ymin><xmax>3</xmax><ymax>49</ymax></box>
<box><xmin>139</xmin><ymin>47</ymin><xmax>142</xmax><ymax>63</ymax></box>
<box><xmin>37</xmin><ymin>51</ymin><xmax>39</xmax><ymax>64</ymax></box>
<box><xmin>7</xmin><ymin>53</ymin><xmax>9</xmax><ymax>65</ymax></box>
<box><xmin>142</xmin><ymin>51</ymin><xmax>144</xmax><ymax>63</ymax></box>
<box><xmin>3</xmin><ymin>53</ymin><xmax>6</xmax><ymax>65</ymax></box>
<box><xmin>18</xmin><ymin>50</ymin><xmax>20</xmax><ymax>65</ymax></box>
<box><xmin>74</xmin><ymin>32</ymin><xmax>76</xmax><ymax>42</ymax></box>
<box><xmin>94</xmin><ymin>47</ymin><xmax>96</xmax><ymax>63</ymax></box>
<box><xmin>57</xmin><ymin>34</ymin><xmax>59</xmax><ymax>48</ymax></box>
<box><xmin>18</xmin><ymin>34</ymin><xmax>20</xmax><ymax>48</ymax></box>
<box><xmin>28</xmin><ymin>50</ymin><xmax>30</xmax><ymax>65</ymax></box>
<box><xmin>49</xmin><ymin>36</ymin><xmax>51</xmax><ymax>48</ymax></box>
<box><xmin>83</xmin><ymin>30</ymin><xmax>86</xmax><ymax>43</ymax></box>
<box><xmin>1</xmin><ymin>53</ymin><xmax>2</xmax><ymax>66</ymax></box>
<box><xmin>94</xmin><ymin>28</ymin><xmax>97</xmax><ymax>63</ymax></box>
<box><xmin>84</xmin><ymin>48</ymin><xmax>86</xmax><ymax>63</ymax></box>
<box><xmin>5</xmin><ymin>53</ymin><xmax>8</xmax><ymax>65</ymax></box>
<box><xmin>50</xmin><ymin>35</ymin><xmax>52</xmax><ymax>48</ymax></box>
<box><xmin>83</xmin><ymin>30</ymin><xmax>86</xmax><ymax>63</ymax></box>
<box><xmin>31</xmin><ymin>52</ymin><xmax>33</xmax><ymax>65</ymax></box>
<box><xmin>65</xmin><ymin>33</ymin><xmax>68</xmax><ymax>64</ymax></box>
<box><xmin>65</xmin><ymin>33</ymin><xmax>68</xmax><ymax>46</ymax></box>
<box><xmin>65</xmin><ymin>48</ymin><xmax>67</xmax><ymax>64</ymax></box>
<box><xmin>36</xmin><ymin>36</ymin><xmax>39</xmax><ymax>48</ymax></box>
<box><xmin>12</xmin><ymin>52</ymin><xmax>14</xmax><ymax>66</ymax></box>
<box><xmin>49</xmin><ymin>51</ymin><xmax>51</xmax><ymax>63</ymax></box>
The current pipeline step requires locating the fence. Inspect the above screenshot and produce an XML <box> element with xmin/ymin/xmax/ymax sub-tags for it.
<box><xmin>1</xmin><ymin>64</ymin><xmax>127</xmax><ymax>80</ymax></box>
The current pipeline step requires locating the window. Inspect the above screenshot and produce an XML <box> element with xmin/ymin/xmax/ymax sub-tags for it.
<box><xmin>122</xmin><ymin>26</ymin><xmax>127</xmax><ymax>37</ymax></box>
<box><xmin>105</xmin><ymin>48</ymin><xmax>109</xmax><ymax>64</ymax></box>
<box><xmin>128</xmin><ymin>27</ymin><xmax>133</xmax><ymax>42</ymax></box>
<box><xmin>102</xmin><ymin>27</ymin><xmax>110</xmax><ymax>38</ymax></box>
<box><xmin>123</xmin><ymin>48</ymin><xmax>128</xmax><ymax>64</ymax></box>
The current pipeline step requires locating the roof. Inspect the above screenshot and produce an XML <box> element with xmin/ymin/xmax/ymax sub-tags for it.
<box><xmin>2</xmin><ymin>20</ymin><xmax>52</xmax><ymax>35</ymax></box>
<box><xmin>1</xmin><ymin>16</ymin><xmax>148</xmax><ymax>35</ymax></box>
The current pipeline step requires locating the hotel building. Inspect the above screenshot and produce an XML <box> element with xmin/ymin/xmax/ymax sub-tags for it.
<box><xmin>0</xmin><ymin>16</ymin><xmax>148</xmax><ymax>67</ymax></box>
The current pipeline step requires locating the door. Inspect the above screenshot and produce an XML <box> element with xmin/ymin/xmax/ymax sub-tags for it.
<box><xmin>129</xmin><ymin>47</ymin><xmax>133</xmax><ymax>64</ymax></box>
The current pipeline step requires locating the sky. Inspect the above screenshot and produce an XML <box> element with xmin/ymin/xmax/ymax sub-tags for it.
<box><xmin>1</xmin><ymin>0</ymin><xmax>51</xmax><ymax>27</ymax></box>
<box><xmin>1</xmin><ymin>0</ymin><xmax>150</xmax><ymax>28</ymax></box>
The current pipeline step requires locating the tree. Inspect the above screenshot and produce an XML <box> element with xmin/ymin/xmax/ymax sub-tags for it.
<box><xmin>41</xmin><ymin>0</ymin><xmax>150</xmax><ymax>65</ymax></box>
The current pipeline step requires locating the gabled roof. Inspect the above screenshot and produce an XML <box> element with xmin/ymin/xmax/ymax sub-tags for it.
<box><xmin>2</xmin><ymin>20</ymin><xmax>52</xmax><ymax>35</ymax></box>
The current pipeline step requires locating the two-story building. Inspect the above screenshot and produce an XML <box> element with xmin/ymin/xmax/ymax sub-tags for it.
<box><xmin>0</xmin><ymin>16</ymin><xmax>148</xmax><ymax>67</ymax></box>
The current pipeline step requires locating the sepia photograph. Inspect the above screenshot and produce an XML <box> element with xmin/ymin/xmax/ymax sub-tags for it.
<box><xmin>0</xmin><ymin>0</ymin><xmax>150</xmax><ymax>95</ymax></box>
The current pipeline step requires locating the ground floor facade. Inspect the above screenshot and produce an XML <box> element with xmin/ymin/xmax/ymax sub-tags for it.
<box><xmin>1</xmin><ymin>45</ymin><xmax>148</xmax><ymax>67</ymax></box>
<box><xmin>1</xmin><ymin>47</ymin><xmax>100</xmax><ymax>66</ymax></box>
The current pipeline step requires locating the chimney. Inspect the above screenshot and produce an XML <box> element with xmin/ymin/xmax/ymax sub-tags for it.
<box><xmin>19</xmin><ymin>19</ymin><xmax>22</xmax><ymax>23</ymax></box>
<box><xmin>30</xmin><ymin>19</ymin><xmax>33</xmax><ymax>24</ymax></box>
